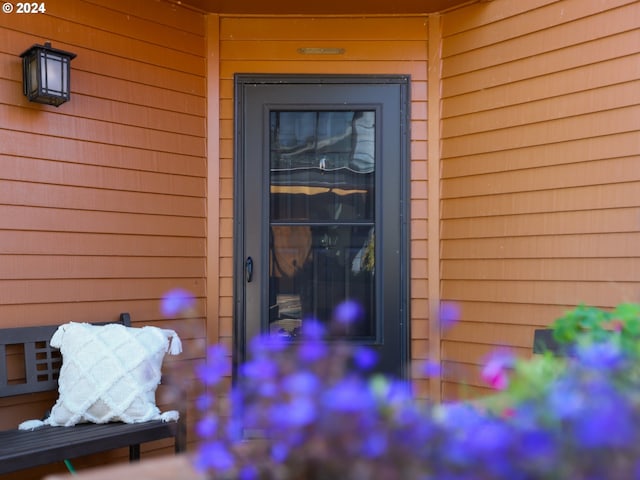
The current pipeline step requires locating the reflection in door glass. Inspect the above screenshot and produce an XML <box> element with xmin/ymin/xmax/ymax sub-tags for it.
<box><xmin>269</xmin><ymin>111</ymin><xmax>376</xmax><ymax>339</ymax></box>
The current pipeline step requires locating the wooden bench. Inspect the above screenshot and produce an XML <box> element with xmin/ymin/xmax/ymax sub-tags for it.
<box><xmin>0</xmin><ymin>313</ymin><xmax>186</xmax><ymax>475</ymax></box>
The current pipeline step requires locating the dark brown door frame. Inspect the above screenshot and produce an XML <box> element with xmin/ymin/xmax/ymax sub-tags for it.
<box><xmin>233</xmin><ymin>74</ymin><xmax>411</xmax><ymax>378</ymax></box>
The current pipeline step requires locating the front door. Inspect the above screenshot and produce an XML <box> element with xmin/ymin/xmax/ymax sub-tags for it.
<box><xmin>235</xmin><ymin>75</ymin><xmax>409</xmax><ymax>377</ymax></box>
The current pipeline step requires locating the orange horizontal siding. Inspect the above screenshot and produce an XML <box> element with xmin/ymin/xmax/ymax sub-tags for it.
<box><xmin>441</xmin><ymin>131</ymin><xmax>639</xmax><ymax>178</ymax></box>
<box><xmin>443</xmin><ymin>208</ymin><xmax>640</xmax><ymax>238</ymax></box>
<box><xmin>443</xmin><ymin>279</ymin><xmax>640</xmax><ymax>309</ymax></box>
<box><xmin>443</xmin><ymin>300</ymin><xmax>571</xmax><ymax>326</ymax></box>
<box><xmin>0</xmin><ymin>2</ymin><xmax>207</xmax><ymax>471</ymax></box>
<box><xmin>0</xmin><ymin>89</ymin><xmax>207</xmax><ymax>137</ymax></box>
<box><xmin>443</xmin><ymin>340</ymin><xmax>523</xmax><ymax>360</ymax></box>
<box><xmin>86</xmin><ymin>0</ymin><xmax>207</xmax><ymax>34</ymax></box>
<box><xmin>0</xmin><ymin>180</ymin><xmax>205</xmax><ymax>216</ymax></box>
<box><xmin>441</xmin><ymin>0</ymin><xmax>556</xmax><ymax>36</ymax></box>
<box><xmin>442</xmin><ymin>381</ymin><xmax>491</xmax><ymax>402</ymax></box>
<box><xmin>443</xmin><ymin>54</ymin><xmax>640</xmax><ymax>118</ymax></box>
<box><xmin>0</xmin><ymin>301</ymin><xmax>206</xmax><ymax>329</ymax></box>
<box><xmin>1</xmin><ymin>106</ymin><xmax>205</xmax><ymax>156</ymax></box>
<box><xmin>1</xmin><ymin>231</ymin><xmax>206</xmax><ymax>256</ymax></box>
<box><xmin>219</xmin><ymin>16</ymin><xmax>429</xmax><ymax>40</ymax></box>
<box><xmin>444</xmin><ymin>80</ymin><xmax>640</xmax><ymax>139</ymax></box>
<box><xmin>442</xmin><ymin>182</ymin><xmax>640</xmax><ymax>218</ymax></box>
<box><xmin>220</xmin><ymin>60</ymin><xmax>428</xmax><ymax>79</ymax></box>
<box><xmin>443</xmin><ymin>233</ymin><xmax>640</xmax><ymax>259</ymax></box>
<box><xmin>0</xmin><ymin>130</ymin><xmax>206</xmax><ymax>177</ymax></box>
<box><xmin>439</xmin><ymin>0</ymin><xmax>640</xmax><ymax>401</ymax></box>
<box><xmin>442</xmin><ymin>156</ymin><xmax>640</xmax><ymax>198</ymax></box>
<box><xmin>443</xmin><ymin>29</ymin><xmax>640</xmax><ymax>97</ymax></box>
<box><xmin>221</xmin><ymin>40</ymin><xmax>428</xmax><ymax>61</ymax></box>
<box><xmin>444</xmin><ymin>325</ymin><xmax>547</xmax><ymax>353</ymax></box>
<box><xmin>1</xmin><ymin>205</ymin><xmax>204</xmax><ymax>237</ymax></box>
<box><xmin>0</xmin><ymin>155</ymin><xmax>206</xmax><ymax>198</ymax></box>
<box><xmin>443</xmin><ymin>105</ymin><xmax>640</xmax><ymax>158</ymax></box>
<box><xmin>443</xmin><ymin>0</ymin><xmax>639</xmax><ymax>76</ymax></box>
<box><xmin>443</xmin><ymin>258</ymin><xmax>640</xmax><ymax>282</ymax></box>
<box><xmin>49</xmin><ymin>1</ymin><xmax>205</xmax><ymax>54</ymax></box>
<box><xmin>0</xmin><ymin>278</ymin><xmax>205</xmax><ymax>305</ymax></box>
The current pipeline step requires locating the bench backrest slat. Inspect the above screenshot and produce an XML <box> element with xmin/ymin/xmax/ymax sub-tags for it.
<box><xmin>0</xmin><ymin>344</ymin><xmax>6</xmax><ymax>391</ymax></box>
<box><xmin>0</xmin><ymin>325</ymin><xmax>60</xmax><ymax>397</ymax></box>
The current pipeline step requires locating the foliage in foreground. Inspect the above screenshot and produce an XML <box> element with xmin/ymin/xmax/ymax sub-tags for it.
<box><xmin>194</xmin><ymin>303</ymin><xmax>640</xmax><ymax>479</ymax></box>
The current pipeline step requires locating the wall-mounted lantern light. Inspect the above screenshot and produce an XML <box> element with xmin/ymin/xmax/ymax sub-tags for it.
<box><xmin>20</xmin><ymin>42</ymin><xmax>76</xmax><ymax>107</ymax></box>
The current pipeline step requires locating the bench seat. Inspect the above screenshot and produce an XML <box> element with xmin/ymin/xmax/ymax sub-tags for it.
<box><xmin>0</xmin><ymin>419</ymin><xmax>184</xmax><ymax>474</ymax></box>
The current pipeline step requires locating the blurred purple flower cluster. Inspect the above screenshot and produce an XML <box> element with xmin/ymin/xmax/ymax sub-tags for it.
<box><xmin>194</xmin><ymin>302</ymin><xmax>640</xmax><ymax>479</ymax></box>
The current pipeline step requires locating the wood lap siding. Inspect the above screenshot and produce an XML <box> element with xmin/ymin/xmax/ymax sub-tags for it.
<box><xmin>218</xmin><ymin>16</ymin><xmax>431</xmax><ymax>395</ymax></box>
<box><xmin>0</xmin><ymin>1</ymin><xmax>206</xmax><ymax>474</ymax></box>
<box><xmin>439</xmin><ymin>0</ymin><xmax>640</xmax><ymax>400</ymax></box>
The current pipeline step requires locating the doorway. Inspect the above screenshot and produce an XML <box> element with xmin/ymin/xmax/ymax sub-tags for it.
<box><xmin>234</xmin><ymin>75</ymin><xmax>410</xmax><ymax>377</ymax></box>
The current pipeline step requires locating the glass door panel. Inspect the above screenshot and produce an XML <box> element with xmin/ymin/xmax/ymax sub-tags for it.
<box><xmin>268</xmin><ymin>111</ymin><xmax>376</xmax><ymax>339</ymax></box>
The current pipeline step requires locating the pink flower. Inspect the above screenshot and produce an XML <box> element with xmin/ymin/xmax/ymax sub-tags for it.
<box><xmin>500</xmin><ymin>407</ymin><xmax>516</xmax><ymax>419</ymax></box>
<box><xmin>481</xmin><ymin>351</ymin><xmax>514</xmax><ymax>391</ymax></box>
<box><xmin>609</xmin><ymin>319</ymin><xmax>624</xmax><ymax>332</ymax></box>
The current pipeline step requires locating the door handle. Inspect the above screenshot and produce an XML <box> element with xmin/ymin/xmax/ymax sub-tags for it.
<box><xmin>245</xmin><ymin>256</ymin><xmax>253</xmax><ymax>283</ymax></box>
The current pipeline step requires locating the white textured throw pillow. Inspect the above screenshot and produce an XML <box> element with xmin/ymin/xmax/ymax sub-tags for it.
<box><xmin>19</xmin><ymin>322</ymin><xmax>182</xmax><ymax>430</ymax></box>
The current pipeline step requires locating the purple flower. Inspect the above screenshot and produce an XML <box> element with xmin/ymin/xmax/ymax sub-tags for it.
<box><xmin>421</xmin><ymin>359</ymin><xmax>441</xmax><ymax>377</ymax></box>
<box><xmin>467</xmin><ymin>419</ymin><xmax>513</xmax><ymax>454</ymax></box>
<box><xmin>395</xmin><ymin>405</ymin><xmax>435</xmax><ymax>444</ymax></box>
<box><xmin>238</xmin><ymin>355</ymin><xmax>280</xmax><ymax>398</ymax></box>
<box><xmin>195</xmin><ymin>393</ymin><xmax>213</xmax><ymax>411</ymax></box>
<box><xmin>518</xmin><ymin>428</ymin><xmax>556</xmax><ymax>466</ymax></box>
<box><xmin>439</xmin><ymin>301</ymin><xmax>461</xmax><ymax>330</ymax></box>
<box><xmin>195</xmin><ymin>441</ymin><xmax>234</xmax><ymax>472</ymax></box>
<box><xmin>573</xmin><ymin>407</ymin><xmax>633</xmax><ymax>449</ymax></box>
<box><xmin>272</xmin><ymin>397</ymin><xmax>316</xmax><ymax>427</ymax></box>
<box><xmin>225</xmin><ymin>416</ymin><xmax>244</xmax><ymax>442</ymax></box>
<box><xmin>240</xmin><ymin>357</ymin><xmax>281</xmax><ymax>397</ymax></box>
<box><xmin>572</xmin><ymin>385</ymin><xmax>634</xmax><ymax>448</ymax></box>
<box><xmin>239</xmin><ymin>465</ymin><xmax>260</xmax><ymax>480</ymax></box>
<box><xmin>283</xmin><ymin>371</ymin><xmax>320</xmax><ymax>395</ymax></box>
<box><xmin>575</xmin><ymin>340</ymin><xmax>624</xmax><ymax>370</ymax></box>
<box><xmin>361</xmin><ymin>431</ymin><xmax>387</xmax><ymax>458</ymax></box>
<box><xmin>196</xmin><ymin>415</ymin><xmax>218</xmax><ymax>438</ymax></box>
<box><xmin>271</xmin><ymin>442</ymin><xmax>289</xmax><ymax>463</ymax></box>
<box><xmin>241</xmin><ymin>357</ymin><xmax>278</xmax><ymax>382</ymax></box>
<box><xmin>161</xmin><ymin>288</ymin><xmax>196</xmax><ymax>316</ymax></box>
<box><xmin>384</xmin><ymin>379</ymin><xmax>413</xmax><ymax>406</ymax></box>
<box><xmin>437</xmin><ymin>402</ymin><xmax>484</xmax><ymax>431</ymax></box>
<box><xmin>353</xmin><ymin>346</ymin><xmax>378</xmax><ymax>370</ymax></box>
<box><xmin>547</xmin><ymin>378</ymin><xmax>584</xmax><ymax>420</ymax></box>
<box><xmin>249</xmin><ymin>334</ymin><xmax>287</xmax><ymax>357</ymax></box>
<box><xmin>301</xmin><ymin>318</ymin><xmax>326</xmax><ymax>340</ymax></box>
<box><xmin>333</xmin><ymin>299</ymin><xmax>365</xmax><ymax>325</ymax></box>
<box><xmin>196</xmin><ymin>344</ymin><xmax>229</xmax><ymax>386</ymax></box>
<box><xmin>297</xmin><ymin>340</ymin><xmax>328</xmax><ymax>363</ymax></box>
<box><xmin>323</xmin><ymin>377</ymin><xmax>374</xmax><ymax>412</ymax></box>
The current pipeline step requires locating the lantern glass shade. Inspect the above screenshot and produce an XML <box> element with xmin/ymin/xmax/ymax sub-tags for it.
<box><xmin>20</xmin><ymin>42</ymin><xmax>76</xmax><ymax>107</ymax></box>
